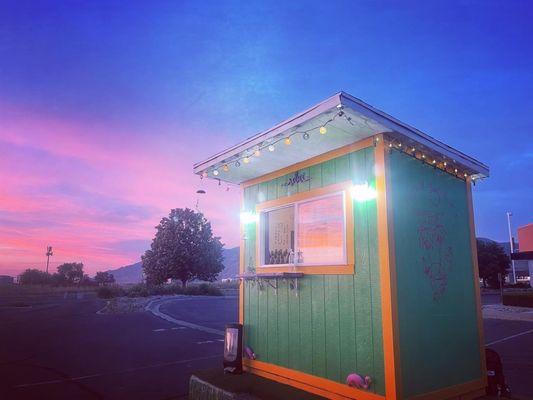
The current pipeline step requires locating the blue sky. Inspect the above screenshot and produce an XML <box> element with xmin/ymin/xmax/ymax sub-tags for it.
<box><xmin>1</xmin><ymin>0</ymin><xmax>532</xmax><ymax>273</ymax></box>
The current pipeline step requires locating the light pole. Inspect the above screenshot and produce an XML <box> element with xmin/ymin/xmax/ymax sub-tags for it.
<box><xmin>46</xmin><ymin>245</ymin><xmax>53</xmax><ymax>274</ymax></box>
<box><xmin>506</xmin><ymin>212</ymin><xmax>516</xmax><ymax>284</ymax></box>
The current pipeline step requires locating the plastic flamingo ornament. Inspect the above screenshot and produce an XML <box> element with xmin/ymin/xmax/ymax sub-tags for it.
<box><xmin>346</xmin><ymin>373</ymin><xmax>372</xmax><ymax>390</ymax></box>
<box><xmin>244</xmin><ymin>346</ymin><xmax>256</xmax><ymax>360</ymax></box>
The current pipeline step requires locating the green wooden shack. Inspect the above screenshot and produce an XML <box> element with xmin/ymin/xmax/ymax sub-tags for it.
<box><xmin>194</xmin><ymin>92</ymin><xmax>488</xmax><ymax>400</ymax></box>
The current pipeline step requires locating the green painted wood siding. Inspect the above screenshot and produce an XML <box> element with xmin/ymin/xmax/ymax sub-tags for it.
<box><xmin>388</xmin><ymin>151</ymin><xmax>482</xmax><ymax>398</ymax></box>
<box><xmin>242</xmin><ymin>147</ymin><xmax>385</xmax><ymax>395</ymax></box>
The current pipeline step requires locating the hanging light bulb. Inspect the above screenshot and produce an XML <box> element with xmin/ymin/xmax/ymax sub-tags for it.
<box><xmin>284</xmin><ymin>137</ymin><xmax>292</xmax><ymax>145</ymax></box>
<box><xmin>254</xmin><ymin>149</ymin><xmax>261</xmax><ymax>157</ymax></box>
<box><xmin>422</xmin><ymin>154</ymin><xmax>426</xmax><ymax>159</ymax></box>
<box><xmin>398</xmin><ymin>143</ymin><xmax>402</xmax><ymax>148</ymax></box>
<box><xmin>411</xmin><ymin>147</ymin><xmax>416</xmax><ymax>152</ymax></box>
<box><xmin>389</xmin><ymin>143</ymin><xmax>393</xmax><ymax>148</ymax></box>
<box><xmin>432</xmin><ymin>160</ymin><xmax>436</xmax><ymax>165</ymax></box>
<box><xmin>235</xmin><ymin>160</ymin><xmax>241</xmax><ymax>167</ymax></box>
<box><xmin>464</xmin><ymin>173</ymin><xmax>468</xmax><ymax>178</ymax></box>
<box><xmin>319</xmin><ymin>126</ymin><xmax>327</xmax><ymax>134</ymax></box>
<box><xmin>243</xmin><ymin>156</ymin><xmax>250</xmax><ymax>164</ymax></box>
<box><xmin>454</xmin><ymin>168</ymin><xmax>458</xmax><ymax>173</ymax></box>
<box><xmin>202</xmin><ymin>171</ymin><xmax>208</xmax><ymax>178</ymax></box>
<box><xmin>303</xmin><ymin>132</ymin><xmax>310</xmax><ymax>140</ymax></box>
<box><xmin>268</xmin><ymin>144</ymin><xmax>275</xmax><ymax>152</ymax></box>
<box><xmin>443</xmin><ymin>161</ymin><xmax>447</xmax><ymax>167</ymax></box>
<box><xmin>213</xmin><ymin>169</ymin><xmax>219</xmax><ymax>176</ymax></box>
<box><xmin>223</xmin><ymin>164</ymin><xmax>229</xmax><ymax>172</ymax></box>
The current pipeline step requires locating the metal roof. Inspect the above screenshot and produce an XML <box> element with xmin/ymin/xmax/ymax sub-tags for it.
<box><xmin>193</xmin><ymin>91</ymin><xmax>489</xmax><ymax>184</ymax></box>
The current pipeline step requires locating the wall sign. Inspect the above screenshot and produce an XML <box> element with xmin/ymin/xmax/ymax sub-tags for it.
<box><xmin>281</xmin><ymin>170</ymin><xmax>310</xmax><ymax>187</ymax></box>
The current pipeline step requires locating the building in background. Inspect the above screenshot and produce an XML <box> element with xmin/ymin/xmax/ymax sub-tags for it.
<box><xmin>512</xmin><ymin>223</ymin><xmax>533</xmax><ymax>286</ymax></box>
<box><xmin>0</xmin><ymin>275</ymin><xmax>14</xmax><ymax>285</ymax></box>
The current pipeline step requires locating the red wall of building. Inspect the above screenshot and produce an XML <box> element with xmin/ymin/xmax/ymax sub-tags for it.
<box><xmin>518</xmin><ymin>223</ymin><xmax>533</xmax><ymax>252</ymax></box>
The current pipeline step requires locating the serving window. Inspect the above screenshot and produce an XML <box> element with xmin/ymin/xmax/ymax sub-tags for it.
<box><xmin>256</xmin><ymin>182</ymin><xmax>354</xmax><ymax>274</ymax></box>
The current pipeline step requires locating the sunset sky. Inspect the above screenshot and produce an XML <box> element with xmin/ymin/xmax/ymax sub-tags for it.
<box><xmin>1</xmin><ymin>1</ymin><xmax>532</xmax><ymax>276</ymax></box>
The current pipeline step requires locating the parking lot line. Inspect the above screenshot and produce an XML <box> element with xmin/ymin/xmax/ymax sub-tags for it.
<box><xmin>485</xmin><ymin>328</ymin><xmax>533</xmax><ymax>346</ymax></box>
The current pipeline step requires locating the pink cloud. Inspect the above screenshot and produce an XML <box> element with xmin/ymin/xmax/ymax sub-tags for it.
<box><xmin>0</xmin><ymin>102</ymin><xmax>240</xmax><ymax>276</ymax></box>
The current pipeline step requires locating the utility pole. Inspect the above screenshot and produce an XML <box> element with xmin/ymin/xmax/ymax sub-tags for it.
<box><xmin>506</xmin><ymin>212</ymin><xmax>516</xmax><ymax>284</ymax></box>
<box><xmin>46</xmin><ymin>245</ymin><xmax>53</xmax><ymax>274</ymax></box>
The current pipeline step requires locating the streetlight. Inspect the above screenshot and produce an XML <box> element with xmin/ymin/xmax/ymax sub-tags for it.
<box><xmin>506</xmin><ymin>212</ymin><xmax>516</xmax><ymax>284</ymax></box>
<box><xmin>46</xmin><ymin>245</ymin><xmax>53</xmax><ymax>274</ymax></box>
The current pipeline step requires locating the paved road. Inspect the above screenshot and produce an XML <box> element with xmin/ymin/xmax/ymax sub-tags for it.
<box><xmin>483</xmin><ymin>318</ymin><xmax>533</xmax><ymax>397</ymax></box>
<box><xmin>0</xmin><ymin>293</ymin><xmax>236</xmax><ymax>400</ymax></box>
<box><xmin>1</xmin><ymin>292</ymin><xmax>532</xmax><ymax>399</ymax></box>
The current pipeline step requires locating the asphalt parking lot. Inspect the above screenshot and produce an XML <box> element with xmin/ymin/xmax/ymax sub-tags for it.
<box><xmin>0</xmin><ymin>291</ymin><xmax>531</xmax><ymax>399</ymax></box>
<box><xmin>0</xmin><ymin>292</ymin><xmax>237</xmax><ymax>400</ymax></box>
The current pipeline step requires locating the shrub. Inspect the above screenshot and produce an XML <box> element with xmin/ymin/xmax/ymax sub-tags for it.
<box><xmin>503</xmin><ymin>292</ymin><xmax>533</xmax><ymax>308</ymax></box>
<box><xmin>97</xmin><ymin>285</ymin><xmax>125</xmax><ymax>299</ymax></box>
<box><xmin>185</xmin><ymin>283</ymin><xmax>222</xmax><ymax>296</ymax></box>
<box><xmin>127</xmin><ymin>283</ymin><xmax>150</xmax><ymax>297</ymax></box>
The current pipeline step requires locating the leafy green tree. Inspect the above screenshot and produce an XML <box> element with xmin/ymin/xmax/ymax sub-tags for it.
<box><xmin>19</xmin><ymin>269</ymin><xmax>51</xmax><ymax>285</ymax></box>
<box><xmin>57</xmin><ymin>262</ymin><xmax>84</xmax><ymax>285</ymax></box>
<box><xmin>142</xmin><ymin>208</ymin><xmax>224</xmax><ymax>287</ymax></box>
<box><xmin>477</xmin><ymin>239</ymin><xmax>510</xmax><ymax>288</ymax></box>
<box><xmin>95</xmin><ymin>271</ymin><xmax>115</xmax><ymax>286</ymax></box>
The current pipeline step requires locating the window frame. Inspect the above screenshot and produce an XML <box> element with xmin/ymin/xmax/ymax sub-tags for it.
<box><xmin>255</xmin><ymin>181</ymin><xmax>354</xmax><ymax>275</ymax></box>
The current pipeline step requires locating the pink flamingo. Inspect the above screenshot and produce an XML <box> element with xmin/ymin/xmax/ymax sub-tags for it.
<box><xmin>346</xmin><ymin>373</ymin><xmax>372</xmax><ymax>390</ymax></box>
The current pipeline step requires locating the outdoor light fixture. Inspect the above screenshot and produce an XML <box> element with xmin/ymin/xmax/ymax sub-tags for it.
<box><xmin>319</xmin><ymin>126</ymin><xmax>327</xmax><ymax>134</ymax></box>
<box><xmin>268</xmin><ymin>144</ymin><xmax>275</xmax><ymax>152</ymax></box>
<box><xmin>351</xmin><ymin>182</ymin><xmax>377</xmax><ymax>202</ymax></box>
<box><xmin>240</xmin><ymin>211</ymin><xmax>258</xmax><ymax>224</ymax></box>
<box><xmin>303</xmin><ymin>132</ymin><xmax>310</xmax><ymax>140</ymax></box>
<box><xmin>223</xmin><ymin>323</ymin><xmax>243</xmax><ymax>374</ymax></box>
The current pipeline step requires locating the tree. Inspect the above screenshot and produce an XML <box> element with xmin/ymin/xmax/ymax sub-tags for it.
<box><xmin>477</xmin><ymin>239</ymin><xmax>510</xmax><ymax>288</ymax></box>
<box><xmin>57</xmin><ymin>262</ymin><xmax>84</xmax><ymax>285</ymax></box>
<box><xmin>95</xmin><ymin>271</ymin><xmax>115</xmax><ymax>286</ymax></box>
<box><xmin>19</xmin><ymin>269</ymin><xmax>51</xmax><ymax>285</ymax></box>
<box><xmin>142</xmin><ymin>208</ymin><xmax>224</xmax><ymax>287</ymax></box>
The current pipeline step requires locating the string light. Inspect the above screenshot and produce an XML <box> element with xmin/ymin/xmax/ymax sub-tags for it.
<box><xmin>213</xmin><ymin>169</ymin><xmax>219</xmax><ymax>176</ymax></box>
<box><xmin>383</xmin><ymin>140</ymin><xmax>474</xmax><ymax>181</ymax></box>
<box><xmin>243</xmin><ymin>156</ymin><xmax>250</xmax><ymax>164</ymax></box>
<box><xmin>284</xmin><ymin>137</ymin><xmax>292</xmax><ymax>145</ymax></box>
<box><xmin>254</xmin><ymin>149</ymin><xmax>261</xmax><ymax>157</ymax></box>
<box><xmin>268</xmin><ymin>144</ymin><xmax>275</xmax><ymax>152</ymax></box>
<box><xmin>202</xmin><ymin>171</ymin><xmax>208</xmax><ymax>178</ymax></box>
<box><xmin>303</xmin><ymin>132</ymin><xmax>310</xmax><ymax>140</ymax></box>
<box><xmin>235</xmin><ymin>160</ymin><xmax>241</xmax><ymax>167</ymax></box>
<box><xmin>319</xmin><ymin>126</ymin><xmax>327</xmax><ymax>134</ymax></box>
<box><xmin>223</xmin><ymin>164</ymin><xmax>229</xmax><ymax>172</ymax></box>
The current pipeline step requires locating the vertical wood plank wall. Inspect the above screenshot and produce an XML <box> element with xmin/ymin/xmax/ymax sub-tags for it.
<box><xmin>242</xmin><ymin>146</ymin><xmax>386</xmax><ymax>395</ymax></box>
<box><xmin>387</xmin><ymin>150</ymin><xmax>483</xmax><ymax>398</ymax></box>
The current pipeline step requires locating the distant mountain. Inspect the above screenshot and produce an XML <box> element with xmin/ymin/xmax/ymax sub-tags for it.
<box><xmin>106</xmin><ymin>261</ymin><xmax>143</xmax><ymax>284</ymax></box>
<box><xmin>106</xmin><ymin>246</ymin><xmax>240</xmax><ymax>284</ymax></box>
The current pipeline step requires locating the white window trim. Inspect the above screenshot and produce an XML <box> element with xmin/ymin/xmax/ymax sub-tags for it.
<box><xmin>258</xmin><ymin>190</ymin><xmax>347</xmax><ymax>268</ymax></box>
